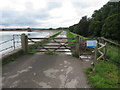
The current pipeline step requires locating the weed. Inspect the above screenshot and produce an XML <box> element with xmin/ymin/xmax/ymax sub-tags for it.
<box><xmin>72</xmin><ymin>51</ymin><xmax>79</xmax><ymax>58</ymax></box>
<box><xmin>44</xmin><ymin>51</ymin><xmax>57</xmax><ymax>55</ymax></box>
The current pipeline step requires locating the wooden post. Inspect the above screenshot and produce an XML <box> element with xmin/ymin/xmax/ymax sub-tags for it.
<box><xmin>79</xmin><ymin>37</ymin><xmax>81</xmax><ymax>56</ymax></box>
<box><xmin>75</xmin><ymin>36</ymin><xmax>80</xmax><ymax>55</ymax></box>
<box><xmin>94</xmin><ymin>45</ymin><xmax>98</xmax><ymax>61</ymax></box>
<box><xmin>103</xmin><ymin>43</ymin><xmax>107</xmax><ymax>61</ymax></box>
<box><xmin>21</xmin><ymin>34</ymin><xmax>28</xmax><ymax>52</ymax></box>
<box><xmin>92</xmin><ymin>41</ymin><xmax>98</xmax><ymax>72</ymax></box>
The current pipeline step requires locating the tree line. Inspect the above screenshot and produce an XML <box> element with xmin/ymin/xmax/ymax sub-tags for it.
<box><xmin>69</xmin><ymin>2</ymin><xmax>120</xmax><ymax>42</ymax></box>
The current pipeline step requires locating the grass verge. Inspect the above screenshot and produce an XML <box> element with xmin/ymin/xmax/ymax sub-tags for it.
<box><xmin>66</xmin><ymin>30</ymin><xmax>87</xmax><ymax>58</ymax></box>
<box><xmin>2</xmin><ymin>49</ymin><xmax>24</xmax><ymax>65</ymax></box>
<box><xmin>86</xmin><ymin>61</ymin><xmax>120</xmax><ymax>88</ymax></box>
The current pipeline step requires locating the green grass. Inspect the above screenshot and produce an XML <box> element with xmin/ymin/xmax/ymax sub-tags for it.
<box><xmin>50</xmin><ymin>31</ymin><xmax>61</xmax><ymax>38</ymax></box>
<box><xmin>86</xmin><ymin>41</ymin><xmax>120</xmax><ymax>88</ymax></box>
<box><xmin>66</xmin><ymin>31</ymin><xmax>76</xmax><ymax>46</ymax></box>
<box><xmin>106</xmin><ymin>45</ymin><xmax>120</xmax><ymax>64</ymax></box>
<box><xmin>86</xmin><ymin>61</ymin><xmax>119</xmax><ymax>88</ymax></box>
<box><xmin>66</xmin><ymin>31</ymin><xmax>87</xmax><ymax>58</ymax></box>
<box><xmin>66</xmin><ymin>31</ymin><xmax>77</xmax><ymax>57</ymax></box>
<box><xmin>67</xmin><ymin>31</ymin><xmax>88</xmax><ymax>39</ymax></box>
<box><xmin>2</xmin><ymin>50</ymin><xmax>24</xmax><ymax>65</ymax></box>
<box><xmin>44</xmin><ymin>51</ymin><xmax>57</xmax><ymax>55</ymax></box>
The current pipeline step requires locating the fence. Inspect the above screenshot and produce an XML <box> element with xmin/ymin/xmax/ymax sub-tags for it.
<box><xmin>0</xmin><ymin>34</ymin><xmax>21</xmax><ymax>55</ymax></box>
<box><xmin>2</xmin><ymin>33</ymin><xmax>118</xmax><ymax>62</ymax></box>
<box><xmin>20</xmin><ymin>34</ymin><xmax>108</xmax><ymax>61</ymax></box>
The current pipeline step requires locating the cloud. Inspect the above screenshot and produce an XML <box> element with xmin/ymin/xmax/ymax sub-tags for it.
<box><xmin>47</xmin><ymin>1</ymin><xmax>62</xmax><ymax>10</ymax></box>
<box><xmin>0</xmin><ymin>0</ymin><xmax>110</xmax><ymax>28</ymax></box>
<box><xmin>1</xmin><ymin>8</ymin><xmax>50</xmax><ymax>27</ymax></box>
<box><xmin>72</xmin><ymin>0</ymin><xmax>109</xmax><ymax>17</ymax></box>
<box><xmin>0</xmin><ymin>0</ymin><xmax>63</xmax><ymax>27</ymax></box>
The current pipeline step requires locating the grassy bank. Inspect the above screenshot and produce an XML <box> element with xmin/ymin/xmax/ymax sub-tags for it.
<box><xmin>67</xmin><ymin>30</ymin><xmax>120</xmax><ymax>88</ymax></box>
<box><xmin>67</xmin><ymin>31</ymin><xmax>88</xmax><ymax>39</ymax></box>
<box><xmin>66</xmin><ymin>31</ymin><xmax>78</xmax><ymax>57</ymax></box>
<box><xmin>86</xmin><ymin>61</ymin><xmax>119</xmax><ymax>88</ymax></box>
<box><xmin>66</xmin><ymin>31</ymin><xmax>88</xmax><ymax>58</ymax></box>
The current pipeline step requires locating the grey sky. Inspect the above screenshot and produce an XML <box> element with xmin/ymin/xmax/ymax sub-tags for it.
<box><xmin>0</xmin><ymin>0</ymin><xmax>110</xmax><ymax>28</ymax></box>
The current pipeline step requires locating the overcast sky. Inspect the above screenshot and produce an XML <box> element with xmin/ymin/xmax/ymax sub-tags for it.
<box><xmin>0</xmin><ymin>0</ymin><xmax>111</xmax><ymax>28</ymax></box>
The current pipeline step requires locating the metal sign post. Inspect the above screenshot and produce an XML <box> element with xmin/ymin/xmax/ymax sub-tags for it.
<box><xmin>86</xmin><ymin>40</ymin><xmax>98</xmax><ymax>71</ymax></box>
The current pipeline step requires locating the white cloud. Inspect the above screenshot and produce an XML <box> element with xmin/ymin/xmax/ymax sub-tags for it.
<box><xmin>0</xmin><ymin>0</ymin><xmax>110</xmax><ymax>28</ymax></box>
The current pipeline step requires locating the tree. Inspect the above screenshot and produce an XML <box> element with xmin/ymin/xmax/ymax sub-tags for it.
<box><xmin>77</xmin><ymin>16</ymin><xmax>89</xmax><ymax>36</ymax></box>
<box><xmin>101</xmin><ymin>14</ymin><xmax>120</xmax><ymax>40</ymax></box>
<box><xmin>88</xmin><ymin>19</ymin><xmax>102</xmax><ymax>37</ymax></box>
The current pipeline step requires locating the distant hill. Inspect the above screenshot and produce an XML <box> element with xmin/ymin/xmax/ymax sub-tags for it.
<box><xmin>0</xmin><ymin>27</ymin><xmax>68</xmax><ymax>31</ymax></box>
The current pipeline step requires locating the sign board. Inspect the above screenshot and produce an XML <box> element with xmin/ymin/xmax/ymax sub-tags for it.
<box><xmin>86</xmin><ymin>40</ymin><xmax>97</xmax><ymax>47</ymax></box>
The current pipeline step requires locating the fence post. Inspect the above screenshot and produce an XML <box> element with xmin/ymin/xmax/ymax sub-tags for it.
<box><xmin>103</xmin><ymin>43</ymin><xmax>107</xmax><ymax>61</ymax></box>
<box><xmin>21</xmin><ymin>34</ymin><xmax>28</xmax><ymax>52</ymax></box>
<box><xmin>75</xmin><ymin>36</ymin><xmax>80</xmax><ymax>55</ymax></box>
<box><xmin>79</xmin><ymin>37</ymin><xmax>82</xmax><ymax>55</ymax></box>
<box><xmin>13</xmin><ymin>35</ymin><xmax>15</xmax><ymax>50</ymax></box>
<box><xmin>95</xmin><ymin>44</ymin><xmax>98</xmax><ymax>61</ymax></box>
<box><xmin>92</xmin><ymin>40</ymin><xmax>98</xmax><ymax>72</ymax></box>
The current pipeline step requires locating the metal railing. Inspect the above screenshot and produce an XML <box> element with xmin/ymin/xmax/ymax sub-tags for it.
<box><xmin>0</xmin><ymin>34</ymin><xmax>21</xmax><ymax>55</ymax></box>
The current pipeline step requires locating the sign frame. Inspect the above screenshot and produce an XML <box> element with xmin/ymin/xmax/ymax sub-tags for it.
<box><xmin>86</xmin><ymin>40</ymin><xmax>97</xmax><ymax>47</ymax></box>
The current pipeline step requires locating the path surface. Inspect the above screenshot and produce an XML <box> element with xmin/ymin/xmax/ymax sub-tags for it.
<box><xmin>2</xmin><ymin>31</ymin><xmax>92</xmax><ymax>88</ymax></box>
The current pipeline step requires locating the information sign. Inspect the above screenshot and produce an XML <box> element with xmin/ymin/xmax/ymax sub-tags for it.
<box><xmin>86</xmin><ymin>40</ymin><xmax>97</xmax><ymax>47</ymax></box>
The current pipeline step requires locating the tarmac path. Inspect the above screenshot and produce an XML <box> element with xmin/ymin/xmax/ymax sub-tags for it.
<box><xmin>2</xmin><ymin>31</ymin><xmax>92</xmax><ymax>88</ymax></box>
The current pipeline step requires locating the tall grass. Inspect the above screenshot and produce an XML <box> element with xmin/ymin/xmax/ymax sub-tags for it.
<box><xmin>107</xmin><ymin>45</ymin><xmax>120</xmax><ymax>64</ymax></box>
<box><xmin>86</xmin><ymin>61</ymin><xmax>119</xmax><ymax>88</ymax></box>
